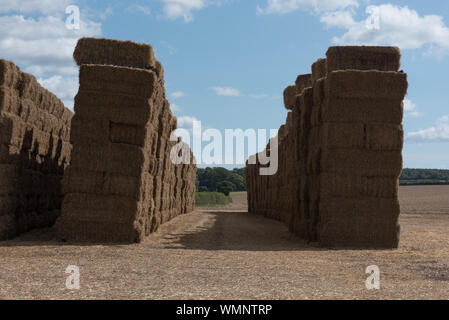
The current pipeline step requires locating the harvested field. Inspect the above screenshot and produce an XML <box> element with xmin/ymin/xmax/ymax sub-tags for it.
<box><xmin>0</xmin><ymin>186</ymin><xmax>448</xmax><ymax>300</ymax></box>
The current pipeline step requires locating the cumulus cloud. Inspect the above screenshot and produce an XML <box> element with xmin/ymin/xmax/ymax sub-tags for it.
<box><xmin>404</xmin><ymin>98</ymin><xmax>422</xmax><ymax>118</ymax></box>
<box><xmin>177</xmin><ymin>116</ymin><xmax>201</xmax><ymax>134</ymax></box>
<box><xmin>257</xmin><ymin>0</ymin><xmax>358</xmax><ymax>15</ymax></box>
<box><xmin>323</xmin><ymin>4</ymin><xmax>449</xmax><ymax>55</ymax></box>
<box><xmin>170</xmin><ymin>91</ymin><xmax>186</xmax><ymax>99</ymax></box>
<box><xmin>126</xmin><ymin>4</ymin><xmax>151</xmax><ymax>15</ymax></box>
<box><xmin>38</xmin><ymin>75</ymin><xmax>78</xmax><ymax>109</ymax></box>
<box><xmin>162</xmin><ymin>0</ymin><xmax>205</xmax><ymax>22</ymax></box>
<box><xmin>407</xmin><ymin>115</ymin><xmax>449</xmax><ymax>143</ymax></box>
<box><xmin>249</xmin><ymin>93</ymin><xmax>269</xmax><ymax>99</ymax></box>
<box><xmin>211</xmin><ymin>86</ymin><xmax>241</xmax><ymax>97</ymax></box>
<box><xmin>170</xmin><ymin>103</ymin><xmax>182</xmax><ymax>112</ymax></box>
<box><xmin>0</xmin><ymin>0</ymin><xmax>73</xmax><ymax>14</ymax></box>
<box><xmin>0</xmin><ymin>3</ymin><xmax>102</xmax><ymax>110</ymax></box>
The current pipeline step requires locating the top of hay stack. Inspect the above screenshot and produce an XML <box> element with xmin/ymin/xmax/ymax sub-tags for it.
<box><xmin>73</xmin><ymin>38</ymin><xmax>164</xmax><ymax>81</ymax></box>
<box><xmin>326</xmin><ymin>46</ymin><xmax>401</xmax><ymax>72</ymax></box>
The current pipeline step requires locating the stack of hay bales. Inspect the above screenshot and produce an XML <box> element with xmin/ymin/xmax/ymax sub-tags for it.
<box><xmin>0</xmin><ymin>60</ymin><xmax>72</xmax><ymax>240</ymax></box>
<box><xmin>317</xmin><ymin>47</ymin><xmax>406</xmax><ymax>248</ymax></box>
<box><xmin>246</xmin><ymin>46</ymin><xmax>407</xmax><ymax>248</ymax></box>
<box><xmin>55</xmin><ymin>38</ymin><xmax>196</xmax><ymax>243</ymax></box>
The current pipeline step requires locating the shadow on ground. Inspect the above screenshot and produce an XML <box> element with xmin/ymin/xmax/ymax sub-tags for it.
<box><xmin>160</xmin><ymin>211</ymin><xmax>322</xmax><ymax>252</ymax></box>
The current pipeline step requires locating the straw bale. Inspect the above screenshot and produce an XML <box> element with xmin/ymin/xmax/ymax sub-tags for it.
<box><xmin>326</xmin><ymin>46</ymin><xmax>401</xmax><ymax>72</ymax></box>
<box><xmin>74</xmin><ymin>91</ymin><xmax>152</xmax><ymax>126</ymax></box>
<box><xmin>295</xmin><ymin>74</ymin><xmax>312</xmax><ymax>92</ymax></box>
<box><xmin>366</xmin><ymin>124</ymin><xmax>403</xmax><ymax>151</ymax></box>
<box><xmin>311</xmin><ymin>58</ymin><xmax>327</xmax><ymax>82</ymax></box>
<box><xmin>74</xmin><ymin>38</ymin><xmax>157</xmax><ymax>70</ymax></box>
<box><xmin>70</xmin><ymin>142</ymin><xmax>147</xmax><ymax>176</ymax></box>
<box><xmin>320</xmin><ymin>173</ymin><xmax>398</xmax><ymax>198</ymax></box>
<box><xmin>283</xmin><ymin>85</ymin><xmax>299</xmax><ymax>110</ymax></box>
<box><xmin>110</xmin><ymin>122</ymin><xmax>147</xmax><ymax>146</ymax></box>
<box><xmin>321</xmin><ymin>98</ymin><xmax>403</xmax><ymax>124</ymax></box>
<box><xmin>322</xmin><ymin>123</ymin><xmax>365</xmax><ymax>150</ymax></box>
<box><xmin>79</xmin><ymin>65</ymin><xmax>158</xmax><ymax>98</ymax></box>
<box><xmin>324</xmin><ymin>70</ymin><xmax>408</xmax><ymax>100</ymax></box>
<box><xmin>321</xmin><ymin>149</ymin><xmax>402</xmax><ymax>176</ymax></box>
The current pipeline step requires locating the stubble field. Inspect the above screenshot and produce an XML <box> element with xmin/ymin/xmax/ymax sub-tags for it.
<box><xmin>0</xmin><ymin>186</ymin><xmax>448</xmax><ymax>299</ymax></box>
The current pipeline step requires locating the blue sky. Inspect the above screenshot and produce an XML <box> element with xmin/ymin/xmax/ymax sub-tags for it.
<box><xmin>0</xmin><ymin>0</ymin><xmax>448</xmax><ymax>168</ymax></box>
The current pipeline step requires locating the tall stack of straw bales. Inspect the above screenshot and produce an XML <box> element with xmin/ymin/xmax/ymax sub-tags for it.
<box><xmin>246</xmin><ymin>46</ymin><xmax>407</xmax><ymax>248</ymax></box>
<box><xmin>55</xmin><ymin>38</ymin><xmax>196</xmax><ymax>243</ymax></box>
<box><xmin>0</xmin><ymin>60</ymin><xmax>72</xmax><ymax>240</ymax></box>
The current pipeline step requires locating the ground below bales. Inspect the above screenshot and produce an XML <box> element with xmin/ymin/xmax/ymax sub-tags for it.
<box><xmin>0</xmin><ymin>186</ymin><xmax>448</xmax><ymax>299</ymax></box>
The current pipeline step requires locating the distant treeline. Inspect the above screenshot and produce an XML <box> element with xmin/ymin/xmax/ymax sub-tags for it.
<box><xmin>196</xmin><ymin>167</ymin><xmax>449</xmax><ymax>193</ymax></box>
<box><xmin>400</xmin><ymin>168</ymin><xmax>449</xmax><ymax>185</ymax></box>
<box><xmin>196</xmin><ymin>167</ymin><xmax>245</xmax><ymax>195</ymax></box>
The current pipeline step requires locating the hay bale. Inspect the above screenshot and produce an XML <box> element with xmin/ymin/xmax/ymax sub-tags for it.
<box><xmin>366</xmin><ymin>124</ymin><xmax>404</xmax><ymax>151</ymax></box>
<box><xmin>321</xmin><ymin>149</ymin><xmax>403</xmax><ymax>177</ymax></box>
<box><xmin>0</xmin><ymin>60</ymin><xmax>21</xmax><ymax>88</ymax></box>
<box><xmin>283</xmin><ymin>85</ymin><xmax>299</xmax><ymax>110</ymax></box>
<box><xmin>320</xmin><ymin>173</ymin><xmax>398</xmax><ymax>198</ymax></box>
<box><xmin>74</xmin><ymin>37</ymin><xmax>157</xmax><ymax>70</ymax></box>
<box><xmin>74</xmin><ymin>91</ymin><xmax>152</xmax><ymax>126</ymax></box>
<box><xmin>326</xmin><ymin>46</ymin><xmax>401</xmax><ymax>72</ymax></box>
<box><xmin>321</xmin><ymin>97</ymin><xmax>404</xmax><ymax>124</ymax></box>
<box><xmin>79</xmin><ymin>65</ymin><xmax>158</xmax><ymax>98</ymax></box>
<box><xmin>295</xmin><ymin>74</ymin><xmax>312</xmax><ymax>92</ymax></box>
<box><xmin>311</xmin><ymin>59</ymin><xmax>327</xmax><ymax>83</ymax></box>
<box><xmin>322</xmin><ymin>123</ymin><xmax>365</xmax><ymax>150</ymax></box>
<box><xmin>324</xmin><ymin>70</ymin><xmax>408</xmax><ymax>100</ymax></box>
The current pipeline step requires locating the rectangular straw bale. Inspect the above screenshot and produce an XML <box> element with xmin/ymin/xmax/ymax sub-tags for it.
<box><xmin>109</xmin><ymin>122</ymin><xmax>147</xmax><ymax>146</ymax></box>
<box><xmin>319</xmin><ymin>196</ymin><xmax>400</xmax><ymax>221</ymax></box>
<box><xmin>326</xmin><ymin>46</ymin><xmax>401</xmax><ymax>72</ymax></box>
<box><xmin>70</xmin><ymin>116</ymin><xmax>111</xmax><ymax>144</ymax></box>
<box><xmin>79</xmin><ymin>65</ymin><xmax>158</xmax><ymax>98</ymax></box>
<box><xmin>324</xmin><ymin>70</ymin><xmax>408</xmax><ymax>100</ymax></box>
<box><xmin>295</xmin><ymin>74</ymin><xmax>312</xmax><ymax>92</ymax></box>
<box><xmin>18</xmin><ymin>72</ymin><xmax>39</xmax><ymax>102</ymax></box>
<box><xmin>283</xmin><ymin>85</ymin><xmax>299</xmax><ymax>110</ymax></box>
<box><xmin>0</xmin><ymin>60</ymin><xmax>21</xmax><ymax>88</ymax></box>
<box><xmin>321</xmin><ymin>149</ymin><xmax>402</xmax><ymax>176</ymax></box>
<box><xmin>366</xmin><ymin>123</ymin><xmax>403</xmax><ymax>151</ymax></box>
<box><xmin>74</xmin><ymin>91</ymin><xmax>152</xmax><ymax>126</ymax></box>
<box><xmin>322</xmin><ymin>122</ymin><xmax>365</xmax><ymax>150</ymax></box>
<box><xmin>70</xmin><ymin>142</ymin><xmax>147</xmax><ymax>176</ymax></box>
<box><xmin>318</xmin><ymin>217</ymin><xmax>400</xmax><ymax>248</ymax></box>
<box><xmin>320</xmin><ymin>173</ymin><xmax>398</xmax><ymax>198</ymax></box>
<box><xmin>321</xmin><ymin>97</ymin><xmax>403</xmax><ymax>124</ymax></box>
<box><xmin>74</xmin><ymin>38</ymin><xmax>157</xmax><ymax>70</ymax></box>
<box><xmin>62</xmin><ymin>193</ymin><xmax>139</xmax><ymax>220</ymax></box>
<box><xmin>0</xmin><ymin>87</ymin><xmax>20</xmax><ymax>114</ymax></box>
<box><xmin>311</xmin><ymin>58</ymin><xmax>327</xmax><ymax>83</ymax></box>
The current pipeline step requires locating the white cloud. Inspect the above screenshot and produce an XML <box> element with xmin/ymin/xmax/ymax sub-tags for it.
<box><xmin>249</xmin><ymin>93</ymin><xmax>269</xmax><ymax>99</ymax></box>
<box><xmin>257</xmin><ymin>0</ymin><xmax>358</xmax><ymax>15</ymax></box>
<box><xmin>170</xmin><ymin>103</ymin><xmax>182</xmax><ymax>112</ymax></box>
<box><xmin>177</xmin><ymin>116</ymin><xmax>200</xmax><ymax>133</ymax></box>
<box><xmin>324</xmin><ymin>4</ymin><xmax>449</xmax><ymax>55</ymax></box>
<box><xmin>320</xmin><ymin>9</ymin><xmax>355</xmax><ymax>28</ymax></box>
<box><xmin>126</xmin><ymin>4</ymin><xmax>151</xmax><ymax>15</ymax></box>
<box><xmin>162</xmin><ymin>0</ymin><xmax>205</xmax><ymax>22</ymax></box>
<box><xmin>404</xmin><ymin>98</ymin><xmax>422</xmax><ymax>118</ymax></box>
<box><xmin>0</xmin><ymin>6</ymin><xmax>102</xmax><ymax>110</ymax></box>
<box><xmin>211</xmin><ymin>86</ymin><xmax>241</xmax><ymax>97</ymax></box>
<box><xmin>170</xmin><ymin>91</ymin><xmax>185</xmax><ymax>99</ymax></box>
<box><xmin>38</xmin><ymin>75</ymin><xmax>78</xmax><ymax>109</ymax></box>
<box><xmin>0</xmin><ymin>0</ymin><xmax>73</xmax><ymax>14</ymax></box>
<box><xmin>407</xmin><ymin>115</ymin><xmax>449</xmax><ymax>143</ymax></box>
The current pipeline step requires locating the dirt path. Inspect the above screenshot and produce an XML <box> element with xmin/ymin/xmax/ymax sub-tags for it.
<box><xmin>0</xmin><ymin>187</ymin><xmax>448</xmax><ymax>299</ymax></box>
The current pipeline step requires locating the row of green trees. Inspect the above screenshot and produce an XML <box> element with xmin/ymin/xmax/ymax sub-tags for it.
<box><xmin>195</xmin><ymin>167</ymin><xmax>449</xmax><ymax>195</ymax></box>
<box><xmin>196</xmin><ymin>167</ymin><xmax>245</xmax><ymax>196</ymax></box>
